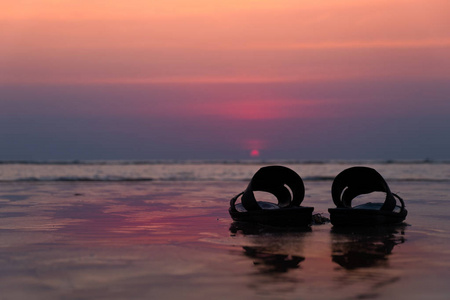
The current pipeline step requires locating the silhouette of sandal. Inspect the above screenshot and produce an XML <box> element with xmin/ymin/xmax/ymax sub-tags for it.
<box><xmin>328</xmin><ymin>166</ymin><xmax>407</xmax><ymax>226</ymax></box>
<box><xmin>229</xmin><ymin>166</ymin><xmax>314</xmax><ymax>227</ymax></box>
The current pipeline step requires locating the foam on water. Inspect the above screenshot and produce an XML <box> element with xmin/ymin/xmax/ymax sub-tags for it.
<box><xmin>0</xmin><ymin>160</ymin><xmax>449</xmax><ymax>182</ymax></box>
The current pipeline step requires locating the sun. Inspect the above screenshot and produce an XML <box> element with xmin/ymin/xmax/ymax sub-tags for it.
<box><xmin>250</xmin><ymin>149</ymin><xmax>260</xmax><ymax>157</ymax></box>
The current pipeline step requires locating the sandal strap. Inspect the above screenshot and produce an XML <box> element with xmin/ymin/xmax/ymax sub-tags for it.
<box><xmin>229</xmin><ymin>192</ymin><xmax>244</xmax><ymax>213</ymax></box>
<box><xmin>331</xmin><ymin>166</ymin><xmax>397</xmax><ymax>212</ymax></box>
<box><xmin>393</xmin><ymin>193</ymin><xmax>406</xmax><ymax>212</ymax></box>
<box><xmin>241</xmin><ymin>166</ymin><xmax>305</xmax><ymax>211</ymax></box>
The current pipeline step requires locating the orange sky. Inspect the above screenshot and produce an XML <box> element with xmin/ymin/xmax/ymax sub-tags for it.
<box><xmin>1</xmin><ymin>0</ymin><xmax>449</xmax><ymax>84</ymax></box>
<box><xmin>1</xmin><ymin>0</ymin><xmax>449</xmax><ymax>159</ymax></box>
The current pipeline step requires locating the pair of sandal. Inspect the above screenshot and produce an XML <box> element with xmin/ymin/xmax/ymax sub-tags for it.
<box><xmin>229</xmin><ymin>165</ymin><xmax>407</xmax><ymax>227</ymax></box>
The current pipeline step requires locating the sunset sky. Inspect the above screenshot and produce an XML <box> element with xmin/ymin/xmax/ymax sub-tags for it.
<box><xmin>1</xmin><ymin>0</ymin><xmax>449</xmax><ymax>160</ymax></box>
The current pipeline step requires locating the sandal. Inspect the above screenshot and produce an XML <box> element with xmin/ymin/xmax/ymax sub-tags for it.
<box><xmin>328</xmin><ymin>166</ymin><xmax>407</xmax><ymax>226</ymax></box>
<box><xmin>229</xmin><ymin>165</ymin><xmax>314</xmax><ymax>227</ymax></box>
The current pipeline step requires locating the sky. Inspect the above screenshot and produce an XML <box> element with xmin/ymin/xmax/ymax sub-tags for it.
<box><xmin>1</xmin><ymin>0</ymin><xmax>450</xmax><ymax>161</ymax></box>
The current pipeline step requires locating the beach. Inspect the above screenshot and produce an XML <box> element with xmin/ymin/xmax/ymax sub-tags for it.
<box><xmin>1</xmin><ymin>162</ymin><xmax>450</xmax><ymax>299</ymax></box>
<box><xmin>2</xmin><ymin>0</ymin><xmax>449</xmax><ymax>298</ymax></box>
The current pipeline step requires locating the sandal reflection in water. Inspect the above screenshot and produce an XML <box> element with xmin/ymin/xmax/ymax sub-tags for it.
<box><xmin>243</xmin><ymin>246</ymin><xmax>305</xmax><ymax>273</ymax></box>
<box><xmin>330</xmin><ymin>224</ymin><xmax>407</xmax><ymax>270</ymax></box>
<box><xmin>230</xmin><ymin>222</ymin><xmax>309</xmax><ymax>274</ymax></box>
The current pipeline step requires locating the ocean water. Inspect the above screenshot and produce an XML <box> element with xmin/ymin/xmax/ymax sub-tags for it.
<box><xmin>1</xmin><ymin>159</ymin><xmax>449</xmax><ymax>182</ymax></box>
<box><xmin>1</xmin><ymin>160</ymin><xmax>449</xmax><ymax>299</ymax></box>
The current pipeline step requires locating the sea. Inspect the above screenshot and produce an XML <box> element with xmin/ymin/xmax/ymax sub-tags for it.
<box><xmin>1</xmin><ymin>160</ymin><xmax>450</xmax><ymax>299</ymax></box>
<box><xmin>1</xmin><ymin>159</ymin><xmax>449</xmax><ymax>182</ymax></box>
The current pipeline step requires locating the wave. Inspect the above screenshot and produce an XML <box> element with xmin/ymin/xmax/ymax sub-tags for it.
<box><xmin>2</xmin><ymin>176</ymin><xmax>449</xmax><ymax>183</ymax></box>
<box><xmin>7</xmin><ymin>176</ymin><xmax>155</xmax><ymax>182</ymax></box>
<box><xmin>1</xmin><ymin>160</ymin><xmax>449</xmax><ymax>182</ymax></box>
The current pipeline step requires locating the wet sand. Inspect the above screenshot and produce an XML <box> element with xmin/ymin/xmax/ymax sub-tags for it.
<box><xmin>1</xmin><ymin>181</ymin><xmax>450</xmax><ymax>299</ymax></box>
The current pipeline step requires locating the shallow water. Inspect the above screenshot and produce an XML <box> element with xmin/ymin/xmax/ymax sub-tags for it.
<box><xmin>1</xmin><ymin>176</ymin><xmax>449</xmax><ymax>299</ymax></box>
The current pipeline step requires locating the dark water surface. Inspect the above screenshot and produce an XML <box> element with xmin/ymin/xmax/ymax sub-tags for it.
<box><xmin>1</xmin><ymin>178</ymin><xmax>449</xmax><ymax>300</ymax></box>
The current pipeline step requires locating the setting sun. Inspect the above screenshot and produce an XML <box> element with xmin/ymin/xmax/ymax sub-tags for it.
<box><xmin>250</xmin><ymin>149</ymin><xmax>260</xmax><ymax>157</ymax></box>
